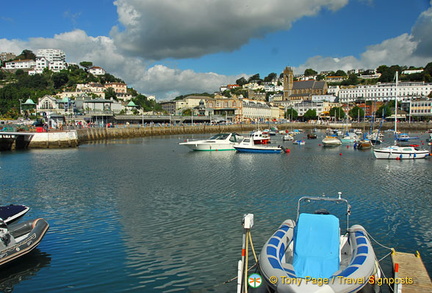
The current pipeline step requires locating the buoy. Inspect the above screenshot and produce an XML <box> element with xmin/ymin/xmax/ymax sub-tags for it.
<box><xmin>285</xmin><ymin>149</ymin><xmax>291</xmax><ymax>153</ymax></box>
<box><xmin>339</xmin><ymin>153</ymin><xmax>342</xmax><ymax>156</ymax></box>
<box><xmin>346</xmin><ymin>145</ymin><xmax>349</xmax><ymax>148</ymax></box>
<box><xmin>318</xmin><ymin>144</ymin><xmax>322</xmax><ymax>146</ymax></box>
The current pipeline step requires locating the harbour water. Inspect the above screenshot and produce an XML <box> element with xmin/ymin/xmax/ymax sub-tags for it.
<box><xmin>0</xmin><ymin>131</ymin><xmax>431</xmax><ymax>292</ymax></box>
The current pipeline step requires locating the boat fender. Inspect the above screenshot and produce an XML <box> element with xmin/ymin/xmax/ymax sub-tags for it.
<box><xmin>0</xmin><ymin>232</ymin><xmax>11</xmax><ymax>246</ymax></box>
<box><xmin>0</xmin><ymin>228</ymin><xmax>11</xmax><ymax>246</ymax></box>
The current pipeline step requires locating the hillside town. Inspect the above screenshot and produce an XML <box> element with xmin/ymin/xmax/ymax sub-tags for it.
<box><xmin>1</xmin><ymin>49</ymin><xmax>432</xmax><ymax>127</ymax></box>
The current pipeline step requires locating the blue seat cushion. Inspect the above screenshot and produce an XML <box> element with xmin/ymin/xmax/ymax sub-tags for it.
<box><xmin>293</xmin><ymin>213</ymin><xmax>340</xmax><ymax>278</ymax></box>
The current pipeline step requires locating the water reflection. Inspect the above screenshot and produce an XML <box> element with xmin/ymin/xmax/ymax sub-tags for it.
<box><xmin>0</xmin><ymin>249</ymin><xmax>51</xmax><ymax>292</ymax></box>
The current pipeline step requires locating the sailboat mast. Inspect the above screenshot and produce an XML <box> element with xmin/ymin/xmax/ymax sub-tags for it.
<box><xmin>394</xmin><ymin>71</ymin><xmax>399</xmax><ymax>144</ymax></box>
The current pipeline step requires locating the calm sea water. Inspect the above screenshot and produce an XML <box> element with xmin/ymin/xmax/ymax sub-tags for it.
<box><xmin>0</xmin><ymin>130</ymin><xmax>430</xmax><ymax>292</ymax></box>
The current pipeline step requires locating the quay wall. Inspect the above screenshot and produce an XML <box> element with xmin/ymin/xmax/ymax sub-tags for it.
<box><xmin>29</xmin><ymin>131</ymin><xmax>79</xmax><ymax>148</ymax></box>
<box><xmin>23</xmin><ymin>122</ymin><xmax>431</xmax><ymax>148</ymax></box>
<box><xmin>76</xmin><ymin>122</ymin><xmax>432</xmax><ymax>143</ymax></box>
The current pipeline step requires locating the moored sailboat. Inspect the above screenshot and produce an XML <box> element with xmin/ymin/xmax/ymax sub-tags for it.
<box><xmin>373</xmin><ymin>72</ymin><xmax>429</xmax><ymax>160</ymax></box>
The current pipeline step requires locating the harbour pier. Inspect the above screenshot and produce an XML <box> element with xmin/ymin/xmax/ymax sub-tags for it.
<box><xmin>392</xmin><ymin>250</ymin><xmax>432</xmax><ymax>292</ymax></box>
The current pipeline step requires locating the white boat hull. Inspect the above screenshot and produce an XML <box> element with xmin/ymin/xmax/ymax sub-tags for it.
<box><xmin>373</xmin><ymin>146</ymin><xmax>429</xmax><ymax>159</ymax></box>
<box><xmin>179</xmin><ymin>133</ymin><xmax>243</xmax><ymax>151</ymax></box>
<box><xmin>179</xmin><ymin>141</ymin><xmax>235</xmax><ymax>151</ymax></box>
<box><xmin>322</xmin><ymin>137</ymin><xmax>342</xmax><ymax>147</ymax></box>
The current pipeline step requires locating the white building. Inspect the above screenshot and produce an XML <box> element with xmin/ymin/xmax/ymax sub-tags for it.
<box><xmin>241</xmin><ymin>99</ymin><xmax>273</xmax><ymax>121</ymax></box>
<box><xmin>4</xmin><ymin>59</ymin><xmax>36</xmax><ymax>70</ymax></box>
<box><xmin>88</xmin><ymin>66</ymin><xmax>106</xmax><ymax>76</ymax></box>
<box><xmin>409</xmin><ymin>100</ymin><xmax>432</xmax><ymax>118</ymax></box>
<box><xmin>30</xmin><ymin>49</ymin><xmax>67</xmax><ymax>74</ymax></box>
<box><xmin>339</xmin><ymin>82</ymin><xmax>432</xmax><ymax>103</ymax></box>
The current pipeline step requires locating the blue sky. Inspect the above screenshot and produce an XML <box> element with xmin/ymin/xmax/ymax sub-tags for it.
<box><xmin>1</xmin><ymin>0</ymin><xmax>431</xmax><ymax>99</ymax></box>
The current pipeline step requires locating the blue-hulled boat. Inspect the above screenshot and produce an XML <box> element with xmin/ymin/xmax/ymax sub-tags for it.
<box><xmin>234</xmin><ymin>138</ymin><xmax>285</xmax><ymax>154</ymax></box>
<box><xmin>258</xmin><ymin>193</ymin><xmax>380</xmax><ymax>292</ymax></box>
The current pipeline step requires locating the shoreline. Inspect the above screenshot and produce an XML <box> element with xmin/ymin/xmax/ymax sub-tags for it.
<box><xmin>76</xmin><ymin>121</ymin><xmax>432</xmax><ymax>143</ymax></box>
<box><xmin>3</xmin><ymin>121</ymin><xmax>430</xmax><ymax>149</ymax></box>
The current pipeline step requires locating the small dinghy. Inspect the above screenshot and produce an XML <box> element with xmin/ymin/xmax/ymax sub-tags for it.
<box><xmin>0</xmin><ymin>204</ymin><xmax>30</xmax><ymax>224</ymax></box>
<box><xmin>0</xmin><ymin>218</ymin><xmax>49</xmax><ymax>266</ymax></box>
<box><xmin>258</xmin><ymin>193</ymin><xmax>380</xmax><ymax>293</ymax></box>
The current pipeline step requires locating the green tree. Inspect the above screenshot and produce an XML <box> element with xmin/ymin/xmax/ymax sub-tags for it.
<box><xmin>248</xmin><ymin>74</ymin><xmax>261</xmax><ymax>83</ymax></box>
<box><xmin>104</xmin><ymin>87</ymin><xmax>117</xmax><ymax>100</ymax></box>
<box><xmin>52</xmin><ymin>72</ymin><xmax>69</xmax><ymax>89</ymax></box>
<box><xmin>329</xmin><ymin>107</ymin><xmax>346</xmax><ymax>120</ymax></box>
<box><xmin>304</xmin><ymin>68</ymin><xmax>317</xmax><ymax>76</ymax></box>
<box><xmin>375</xmin><ymin>104</ymin><xmax>392</xmax><ymax>118</ymax></box>
<box><xmin>285</xmin><ymin>108</ymin><xmax>298</xmax><ymax>120</ymax></box>
<box><xmin>16</xmin><ymin>49</ymin><xmax>36</xmax><ymax>60</ymax></box>
<box><xmin>264</xmin><ymin>72</ymin><xmax>277</xmax><ymax>82</ymax></box>
<box><xmin>348</xmin><ymin>106</ymin><xmax>364</xmax><ymax>120</ymax></box>
<box><xmin>377</xmin><ymin>65</ymin><xmax>402</xmax><ymax>82</ymax></box>
<box><xmin>235</xmin><ymin>77</ymin><xmax>247</xmax><ymax>86</ymax></box>
<box><xmin>80</xmin><ymin>61</ymin><xmax>93</xmax><ymax>69</ymax></box>
<box><xmin>341</xmin><ymin>74</ymin><xmax>359</xmax><ymax>86</ymax></box>
<box><xmin>334</xmin><ymin>70</ymin><xmax>347</xmax><ymax>76</ymax></box>
<box><xmin>303</xmin><ymin>109</ymin><xmax>317</xmax><ymax>120</ymax></box>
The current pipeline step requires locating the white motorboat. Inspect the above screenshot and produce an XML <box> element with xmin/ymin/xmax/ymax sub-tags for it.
<box><xmin>179</xmin><ymin>133</ymin><xmax>243</xmax><ymax>151</ymax></box>
<box><xmin>257</xmin><ymin>193</ymin><xmax>381</xmax><ymax>293</ymax></box>
<box><xmin>282</xmin><ymin>134</ymin><xmax>294</xmax><ymax>141</ymax></box>
<box><xmin>322</xmin><ymin>136</ymin><xmax>342</xmax><ymax>147</ymax></box>
<box><xmin>373</xmin><ymin>145</ymin><xmax>429</xmax><ymax>159</ymax></box>
<box><xmin>373</xmin><ymin>72</ymin><xmax>429</xmax><ymax>159</ymax></box>
<box><xmin>233</xmin><ymin>138</ymin><xmax>285</xmax><ymax>154</ymax></box>
<box><xmin>293</xmin><ymin>140</ymin><xmax>305</xmax><ymax>145</ymax></box>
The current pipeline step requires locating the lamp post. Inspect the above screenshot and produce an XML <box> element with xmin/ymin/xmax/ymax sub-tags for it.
<box><xmin>19</xmin><ymin>99</ymin><xmax>22</xmax><ymax>116</ymax></box>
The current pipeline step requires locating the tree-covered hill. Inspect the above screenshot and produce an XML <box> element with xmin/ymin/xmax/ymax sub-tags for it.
<box><xmin>0</xmin><ymin>50</ymin><xmax>168</xmax><ymax>118</ymax></box>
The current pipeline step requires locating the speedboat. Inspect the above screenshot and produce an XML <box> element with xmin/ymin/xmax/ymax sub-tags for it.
<box><xmin>258</xmin><ymin>193</ymin><xmax>380</xmax><ymax>293</ymax></box>
<box><xmin>234</xmin><ymin>138</ymin><xmax>284</xmax><ymax>154</ymax></box>
<box><xmin>322</xmin><ymin>136</ymin><xmax>342</xmax><ymax>147</ymax></box>
<box><xmin>339</xmin><ymin>132</ymin><xmax>357</xmax><ymax>144</ymax></box>
<box><xmin>306</xmin><ymin>133</ymin><xmax>317</xmax><ymax>139</ymax></box>
<box><xmin>293</xmin><ymin>140</ymin><xmax>305</xmax><ymax>145</ymax></box>
<box><xmin>283</xmin><ymin>134</ymin><xmax>294</xmax><ymax>141</ymax></box>
<box><xmin>355</xmin><ymin>139</ymin><xmax>372</xmax><ymax>150</ymax></box>
<box><xmin>373</xmin><ymin>145</ymin><xmax>429</xmax><ymax>159</ymax></box>
<box><xmin>0</xmin><ymin>218</ymin><xmax>49</xmax><ymax>266</ymax></box>
<box><xmin>178</xmin><ymin>133</ymin><xmax>243</xmax><ymax>151</ymax></box>
<box><xmin>396</xmin><ymin>133</ymin><xmax>418</xmax><ymax>142</ymax></box>
<box><xmin>0</xmin><ymin>204</ymin><xmax>30</xmax><ymax>224</ymax></box>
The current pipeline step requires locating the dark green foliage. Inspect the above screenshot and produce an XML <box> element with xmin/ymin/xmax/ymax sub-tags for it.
<box><xmin>329</xmin><ymin>107</ymin><xmax>346</xmax><ymax>119</ymax></box>
<box><xmin>348</xmin><ymin>106</ymin><xmax>364</xmax><ymax>119</ymax></box>
<box><xmin>303</xmin><ymin>109</ymin><xmax>317</xmax><ymax>120</ymax></box>
<box><xmin>285</xmin><ymin>108</ymin><xmax>298</xmax><ymax>120</ymax></box>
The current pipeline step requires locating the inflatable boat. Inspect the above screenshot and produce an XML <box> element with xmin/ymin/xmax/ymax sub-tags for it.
<box><xmin>0</xmin><ymin>218</ymin><xmax>49</xmax><ymax>266</ymax></box>
<box><xmin>259</xmin><ymin>194</ymin><xmax>380</xmax><ymax>292</ymax></box>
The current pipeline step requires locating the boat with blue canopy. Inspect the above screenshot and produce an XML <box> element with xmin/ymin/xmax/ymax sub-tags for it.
<box><xmin>257</xmin><ymin>193</ymin><xmax>380</xmax><ymax>292</ymax></box>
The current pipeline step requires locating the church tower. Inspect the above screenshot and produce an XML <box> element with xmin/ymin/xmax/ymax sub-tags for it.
<box><xmin>283</xmin><ymin>66</ymin><xmax>294</xmax><ymax>100</ymax></box>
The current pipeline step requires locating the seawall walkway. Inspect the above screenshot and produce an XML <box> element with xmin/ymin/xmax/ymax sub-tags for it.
<box><xmin>18</xmin><ymin>121</ymin><xmax>431</xmax><ymax>149</ymax></box>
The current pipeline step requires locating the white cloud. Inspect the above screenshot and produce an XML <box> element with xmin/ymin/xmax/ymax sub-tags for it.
<box><xmin>111</xmin><ymin>0</ymin><xmax>348</xmax><ymax>60</ymax></box>
<box><xmin>297</xmin><ymin>2</ymin><xmax>432</xmax><ymax>73</ymax></box>
<box><xmin>5</xmin><ymin>30</ymin><xmax>239</xmax><ymax>100</ymax></box>
<box><xmin>3</xmin><ymin>0</ymin><xmax>431</xmax><ymax>100</ymax></box>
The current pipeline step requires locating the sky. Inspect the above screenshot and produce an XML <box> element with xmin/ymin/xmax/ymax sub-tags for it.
<box><xmin>1</xmin><ymin>0</ymin><xmax>432</xmax><ymax>100</ymax></box>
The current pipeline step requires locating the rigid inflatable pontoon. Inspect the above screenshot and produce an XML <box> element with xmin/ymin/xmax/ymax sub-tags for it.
<box><xmin>259</xmin><ymin>194</ymin><xmax>380</xmax><ymax>293</ymax></box>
